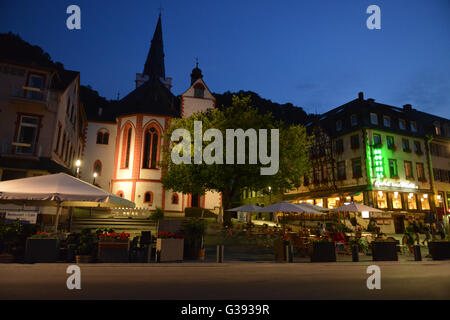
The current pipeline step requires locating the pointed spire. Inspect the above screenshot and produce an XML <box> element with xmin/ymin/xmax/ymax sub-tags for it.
<box><xmin>190</xmin><ymin>57</ymin><xmax>203</xmax><ymax>85</ymax></box>
<box><xmin>143</xmin><ymin>13</ymin><xmax>165</xmax><ymax>80</ymax></box>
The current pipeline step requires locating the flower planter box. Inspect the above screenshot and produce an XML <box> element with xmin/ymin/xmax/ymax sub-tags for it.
<box><xmin>428</xmin><ymin>241</ymin><xmax>450</xmax><ymax>260</ymax></box>
<box><xmin>371</xmin><ymin>241</ymin><xmax>398</xmax><ymax>261</ymax></box>
<box><xmin>310</xmin><ymin>242</ymin><xmax>336</xmax><ymax>262</ymax></box>
<box><xmin>156</xmin><ymin>238</ymin><xmax>184</xmax><ymax>262</ymax></box>
<box><xmin>75</xmin><ymin>255</ymin><xmax>94</xmax><ymax>263</ymax></box>
<box><xmin>25</xmin><ymin>238</ymin><xmax>60</xmax><ymax>263</ymax></box>
<box><xmin>97</xmin><ymin>241</ymin><xmax>130</xmax><ymax>263</ymax></box>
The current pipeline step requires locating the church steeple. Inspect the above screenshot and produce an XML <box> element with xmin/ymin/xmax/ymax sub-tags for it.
<box><xmin>190</xmin><ymin>58</ymin><xmax>203</xmax><ymax>85</ymax></box>
<box><xmin>143</xmin><ymin>14</ymin><xmax>165</xmax><ymax>80</ymax></box>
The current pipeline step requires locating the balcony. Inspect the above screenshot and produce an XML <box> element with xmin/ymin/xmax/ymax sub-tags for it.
<box><xmin>10</xmin><ymin>85</ymin><xmax>50</xmax><ymax>105</ymax></box>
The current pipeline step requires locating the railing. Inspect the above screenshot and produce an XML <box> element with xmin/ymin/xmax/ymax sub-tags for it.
<box><xmin>11</xmin><ymin>85</ymin><xmax>49</xmax><ymax>103</ymax></box>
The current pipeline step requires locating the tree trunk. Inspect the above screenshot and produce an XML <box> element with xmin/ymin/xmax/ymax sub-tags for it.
<box><xmin>221</xmin><ymin>190</ymin><xmax>233</xmax><ymax>226</ymax></box>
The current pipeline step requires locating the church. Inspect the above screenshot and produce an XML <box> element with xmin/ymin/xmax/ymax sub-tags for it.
<box><xmin>80</xmin><ymin>14</ymin><xmax>221</xmax><ymax>216</ymax></box>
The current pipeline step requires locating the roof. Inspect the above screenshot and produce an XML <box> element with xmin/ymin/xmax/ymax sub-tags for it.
<box><xmin>143</xmin><ymin>14</ymin><xmax>165</xmax><ymax>80</ymax></box>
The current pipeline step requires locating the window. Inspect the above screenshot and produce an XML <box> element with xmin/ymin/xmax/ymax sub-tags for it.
<box><xmin>388</xmin><ymin>159</ymin><xmax>398</xmax><ymax>178</ymax></box>
<box><xmin>402</xmin><ymin>139</ymin><xmax>411</xmax><ymax>152</ymax></box>
<box><xmin>399</xmin><ymin>119</ymin><xmax>406</xmax><ymax>130</ymax></box>
<box><xmin>336</xmin><ymin>119</ymin><xmax>342</xmax><ymax>131</ymax></box>
<box><xmin>370</xmin><ymin>113</ymin><xmax>378</xmax><ymax>125</ymax></box>
<box><xmin>413</xmin><ymin>141</ymin><xmax>422</xmax><ymax>154</ymax></box>
<box><xmin>194</xmin><ymin>83</ymin><xmax>205</xmax><ymax>98</ymax></box>
<box><xmin>351</xmin><ymin>114</ymin><xmax>358</xmax><ymax>126</ymax></box>
<box><xmin>386</xmin><ymin>136</ymin><xmax>395</xmax><ymax>149</ymax></box>
<box><xmin>404</xmin><ymin>161</ymin><xmax>413</xmax><ymax>179</ymax></box>
<box><xmin>142</xmin><ymin>126</ymin><xmax>160</xmax><ymax>169</ymax></box>
<box><xmin>352</xmin><ymin>158</ymin><xmax>362</xmax><ymax>178</ymax></box>
<box><xmin>93</xmin><ymin>160</ymin><xmax>102</xmax><ymax>176</ymax></box>
<box><xmin>61</xmin><ymin>132</ymin><xmax>66</xmax><ymax>157</ymax></box>
<box><xmin>322</xmin><ymin>165</ymin><xmax>328</xmax><ymax>182</ymax></box>
<box><xmin>410</xmin><ymin>121</ymin><xmax>417</xmax><ymax>132</ymax></box>
<box><xmin>434</xmin><ymin>168</ymin><xmax>441</xmax><ymax>181</ymax></box>
<box><xmin>337</xmin><ymin>161</ymin><xmax>346</xmax><ymax>180</ymax></box>
<box><xmin>390</xmin><ymin>192</ymin><xmax>402</xmax><ymax>209</ymax></box>
<box><xmin>96</xmin><ymin>130</ymin><xmax>109</xmax><ymax>145</ymax></box>
<box><xmin>441</xmin><ymin>169</ymin><xmax>449</xmax><ymax>183</ymax></box>
<box><xmin>172</xmin><ymin>193</ymin><xmax>179</xmax><ymax>204</ymax></box>
<box><xmin>383</xmin><ymin>115</ymin><xmax>391</xmax><ymax>127</ymax></box>
<box><xmin>335</xmin><ymin>139</ymin><xmax>344</xmax><ymax>153</ymax></box>
<box><xmin>373</xmin><ymin>134</ymin><xmax>382</xmax><ymax>146</ymax></box>
<box><xmin>54</xmin><ymin>123</ymin><xmax>62</xmax><ymax>153</ymax></box>
<box><xmin>416</xmin><ymin>163</ymin><xmax>425</xmax><ymax>181</ymax></box>
<box><xmin>376</xmin><ymin>191</ymin><xmax>387</xmax><ymax>209</ymax></box>
<box><xmin>15</xmin><ymin>115</ymin><xmax>40</xmax><ymax>154</ymax></box>
<box><xmin>144</xmin><ymin>191</ymin><xmax>153</xmax><ymax>203</ymax></box>
<box><xmin>420</xmin><ymin>194</ymin><xmax>430</xmax><ymax>210</ymax></box>
<box><xmin>26</xmin><ymin>74</ymin><xmax>44</xmax><ymax>100</ymax></box>
<box><xmin>407</xmin><ymin>193</ymin><xmax>417</xmax><ymax>210</ymax></box>
<box><xmin>350</xmin><ymin>135</ymin><xmax>360</xmax><ymax>149</ymax></box>
<box><xmin>121</xmin><ymin>125</ymin><xmax>132</xmax><ymax>169</ymax></box>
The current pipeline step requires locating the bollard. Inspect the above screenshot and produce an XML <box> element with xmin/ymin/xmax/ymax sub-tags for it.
<box><xmin>285</xmin><ymin>244</ymin><xmax>293</xmax><ymax>263</ymax></box>
<box><xmin>352</xmin><ymin>244</ymin><xmax>359</xmax><ymax>262</ymax></box>
<box><xmin>414</xmin><ymin>245</ymin><xmax>422</xmax><ymax>261</ymax></box>
<box><xmin>155</xmin><ymin>250</ymin><xmax>161</xmax><ymax>263</ymax></box>
<box><xmin>216</xmin><ymin>244</ymin><xmax>224</xmax><ymax>263</ymax></box>
<box><xmin>146</xmin><ymin>245</ymin><xmax>152</xmax><ymax>263</ymax></box>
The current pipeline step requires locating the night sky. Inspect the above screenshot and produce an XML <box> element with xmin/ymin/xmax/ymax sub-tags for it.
<box><xmin>1</xmin><ymin>0</ymin><xmax>449</xmax><ymax>118</ymax></box>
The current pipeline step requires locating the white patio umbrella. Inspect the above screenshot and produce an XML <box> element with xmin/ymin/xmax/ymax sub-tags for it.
<box><xmin>331</xmin><ymin>202</ymin><xmax>383</xmax><ymax>233</ymax></box>
<box><xmin>257</xmin><ymin>201</ymin><xmax>322</xmax><ymax>214</ymax></box>
<box><xmin>0</xmin><ymin>173</ymin><xmax>135</xmax><ymax>231</ymax></box>
<box><xmin>226</xmin><ymin>204</ymin><xmax>262</xmax><ymax>212</ymax></box>
<box><xmin>296</xmin><ymin>203</ymin><xmax>328</xmax><ymax>213</ymax></box>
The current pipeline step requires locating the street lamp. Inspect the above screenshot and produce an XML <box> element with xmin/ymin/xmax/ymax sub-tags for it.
<box><xmin>93</xmin><ymin>172</ymin><xmax>98</xmax><ymax>185</ymax></box>
<box><xmin>75</xmin><ymin>159</ymin><xmax>81</xmax><ymax>178</ymax></box>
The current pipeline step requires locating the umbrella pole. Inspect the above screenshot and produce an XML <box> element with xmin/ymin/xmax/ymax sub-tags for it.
<box><xmin>54</xmin><ymin>203</ymin><xmax>62</xmax><ymax>233</ymax></box>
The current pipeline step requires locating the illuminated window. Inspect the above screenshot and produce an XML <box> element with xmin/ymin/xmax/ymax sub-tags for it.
<box><xmin>388</xmin><ymin>159</ymin><xmax>398</xmax><ymax>178</ymax></box>
<box><xmin>407</xmin><ymin>193</ymin><xmax>417</xmax><ymax>210</ymax></box>
<box><xmin>315</xmin><ymin>199</ymin><xmax>324</xmax><ymax>207</ymax></box>
<box><xmin>376</xmin><ymin>191</ymin><xmax>388</xmax><ymax>209</ymax></box>
<box><xmin>390</xmin><ymin>192</ymin><xmax>402</xmax><ymax>209</ymax></box>
<box><xmin>404</xmin><ymin>161</ymin><xmax>413</xmax><ymax>179</ymax></box>
<box><xmin>327</xmin><ymin>197</ymin><xmax>339</xmax><ymax>209</ymax></box>
<box><xmin>416</xmin><ymin>163</ymin><xmax>425</xmax><ymax>181</ymax></box>
<box><xmin>420</xmin><ymin>194</ymin><xmax>430</xmax><ymax>210</ymax></box>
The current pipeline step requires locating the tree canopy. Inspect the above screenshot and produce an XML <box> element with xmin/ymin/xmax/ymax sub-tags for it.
<box><xmin>160</xmin><ymin>95</ymin><xmax>311</xmax><ymax>217</ymax></box>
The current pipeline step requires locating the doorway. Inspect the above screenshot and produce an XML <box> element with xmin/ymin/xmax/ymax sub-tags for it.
<box><xmin>393</xmin><ymin>215</ymin><xmax>405</xmax><ymax>234</ymax></box>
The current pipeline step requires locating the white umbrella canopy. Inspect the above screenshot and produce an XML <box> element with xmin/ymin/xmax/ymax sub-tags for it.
<box><xmin>296</xmin><ymin>203</ymin><xmax>327</xmax><ymax>213</ymax></box>
<box><xmin>257</xmin><ymin>201</ymin><xmax>322</xmax><ymax>214</ymax></box>
<box><xmin>331</xmin><ymin>202</ymin><xmax>383</xmax><ymax>213</ymax></box>
<box><xmin>0</xmin><ymin>173</ymin><xmax>135</xmax><ymax>208</ymax></box>
<box><xmin>226</xmin><ymin>204</ymin><xmax>262</xmax><ymax>212</ymax></box>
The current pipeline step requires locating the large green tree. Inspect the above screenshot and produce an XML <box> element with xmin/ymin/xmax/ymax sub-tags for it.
<box><xmin>160</xmin><ymin>95</ymin><xmax>310</xmax><ymax>221</ymax></box>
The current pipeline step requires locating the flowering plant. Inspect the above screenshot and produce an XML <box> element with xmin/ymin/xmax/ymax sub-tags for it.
<box><xmin>30</xmin><ymin>231</ymin><xmax>50</xmax><ymax>239</ymax></box>
<box><xmin>98</xmin><ymin>231</ymin><xmax>130</xmax><ymax>241</ymax></box>
<box><xmin>157</xmin><ymin>231</ymin><xmax>185</xmax><ymax>239</ymax></box>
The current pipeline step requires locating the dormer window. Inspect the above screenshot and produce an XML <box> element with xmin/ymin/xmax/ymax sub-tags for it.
<box><xmin>351</xmin><ymin>114</ymin><xmax>358</xmax><ymax>126</ymax></box>
<box><xmin>336</xmin><ymin>119</ymin><xmax>342</xmax><ymax>131</ymax></box>
<box><xmin>383</xmin><ymin>115</ymin><xmax>391</xmax><ymax>127</ymax></box>
<box><xmin>399</xmin><ymin>119</ymin><xmax>406</xmax><ymax>130</ymax></box>
<box><xmin>410</xmin><ymin>121</ymin><xmax>417</xmax><ymax>132</ymax></box>
<box><xmin>434</xmin><ymin>122</ymin><xmax>441</xmax><ymax>135</ymax></box>
<box><xmin>194</xmin><ymin>83</ymin><xmax>205</xmax><ymax>98</ymax></box>
<box><xmin>370</xmin><ymin>113</ymin><xmax>378</xmax><ymax>125</ymax></box>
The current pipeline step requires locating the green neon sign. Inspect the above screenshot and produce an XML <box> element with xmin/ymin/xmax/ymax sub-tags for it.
<box><xmin>373</xmin><ymin>148</ymin><xmax>384</xmax><ymax>179</ymax></box>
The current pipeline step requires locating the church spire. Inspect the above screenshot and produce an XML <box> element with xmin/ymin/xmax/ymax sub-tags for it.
<box><xmin>143</xmin><ymin>13</ymin><xmax>165</xmax><ymax>80</ymax></box>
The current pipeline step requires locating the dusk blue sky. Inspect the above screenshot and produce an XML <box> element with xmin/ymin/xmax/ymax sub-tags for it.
<box><xmin>1</xmin><ymin>0</ymin><xmax>449</xmax><ymax>118</ymax></box>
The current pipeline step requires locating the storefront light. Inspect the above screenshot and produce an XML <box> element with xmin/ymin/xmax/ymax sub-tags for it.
<box><xmin>378</xmin><ymin>191</ymin><xmax>383</xmax><ymax>197</ymax></box>
<box><xmin>394</xmin><ymin>191</ymin><xmax>398</xmax><ymax>198</ymax></box>
<box><xmin>408</xmin><ymin>193</ymin><xmax>414</xmax><ymax>199</ymax></box>
<box><xmin>437</xmin><ymin>195</ymin><xmax>441</xmax><ymax>200</ymax></box>
<box><xmin>423</xmin><ymin>194</ymin><xmax>428</xmax><ymax>199</ymax></box>
<box><xmin>362</xmin><ymin>211</ymin><xmax>370</xmax><ymax>219</ymax></box>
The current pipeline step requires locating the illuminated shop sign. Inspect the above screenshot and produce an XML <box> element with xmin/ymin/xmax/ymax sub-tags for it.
<box><xmin>373</xmin><ymin>148</ymin><xmax>384</xmax><ymax>179</ymax></box>
<box><xmin>374</xmin><ymin>180</ymin><xmax>418</xmax><ymax>189</ymax></box>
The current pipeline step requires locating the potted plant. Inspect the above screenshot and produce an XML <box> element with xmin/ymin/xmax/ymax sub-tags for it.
<box><xmin>0</xmin><ymin>220</ymin><xmax>23</xmax><ymax>263</ymax></box>
<box><xmin>428</xmin><ymin>240</ymin><xmax>450</xmax><ymax>260</ymax></box>
<box><xmin>25</xmin><ymin>230</ymin><xmax>60</xmax><ymax>263</ymax></box>
<box><xmin>182</xmin><ymin>218</ymin><xmax>206</xmax><ymax>260</ymax></box>
<box><xmin>96</xmin><ymin>228</ymin><xmax>131</xmax><ymax>262</ymax></box>
<box><xmin>75</xmin><ymin>228</ymin><xmax>96</xmax><ymax>263</ymax></box>
<box><xmin>371</xmin><ymin>238</ymin><xmax>398</xmax><ymax>261</ymax></box>
<box><xmin>156</xmin><ymin>231</ymin><xmax>184</xmax><ymax>262</ymax></box>
<box><xmin>310</xmin><ymin>238</ymin><xmax>336</xmax><ymax>262</ymax></box>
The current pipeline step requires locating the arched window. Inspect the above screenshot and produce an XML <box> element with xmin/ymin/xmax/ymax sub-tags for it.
<box><xmin>194</xmin><ymin>83</ymin><xmax>205</xmax><ymax>98</ymax></box>
<box><xmin>93</xmin><ymin>160</ymin><xmax>102</xmax><ymax>176</ymax></box>
<box><xmin>117</xmin><ymin>191</ymin><xmax>124</xmax><ymax>198</ymax></box>
<box><xmin>144</xmin><ymin>191</ymin><xmax>153</xmax><ymax>204</ymax></box>
<box><xmin>121</xmin><ymin>124</ymin><xmax>133</xmax><ymax>168</ymax></box>
<box><xmin>171</xmin><ymin>193</ymin><xmax>179</xmax><ymax>205</ymax></box>
<box><xmin>96</xmin><ymin>129</ymin><xmax>110</xmax><ymax>145</ymax></box>
<box><xmin>142</xmin><ymin>126</ymin><xmax>160</xmax><ymax>169</ymax></box>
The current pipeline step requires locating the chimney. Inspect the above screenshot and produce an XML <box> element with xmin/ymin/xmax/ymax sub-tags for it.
<box><xmin>358</xmin><ymin>92</ymin><xmax>364</xmax><ymax>100</ymax></box>
<box><xmin>403</xmin><ymin>104</ymin><xmax>412</xmax><ymax>112</ymax></box>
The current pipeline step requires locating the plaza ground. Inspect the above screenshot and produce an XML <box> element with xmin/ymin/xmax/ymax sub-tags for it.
<box><xmin>0</xmin><ymin>260</ymin><xmax>449</xmax><ymax>300</ymax></box>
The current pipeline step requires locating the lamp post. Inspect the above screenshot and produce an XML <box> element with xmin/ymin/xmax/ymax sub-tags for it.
<box><xmin>93</xmin><ymin>172</ymin><xmax>98</xmax><ymax>185</ymax></box>
<box><xmin>75</xmin><ymin>159</ymin><xmax>81</xmax><ymax>178</ymax></box>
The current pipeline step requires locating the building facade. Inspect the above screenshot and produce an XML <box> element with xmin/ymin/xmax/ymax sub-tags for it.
<box><xmin>0</xmin><ymin>36</ymin><xmax>86</xmax><ymax>180</ymax></box>
<box><xmin>244</xmin><ymin>92</ymin><xmax>450</xmax><ymax>233</ymax></box>
<box><xmin>80</xmin><ymin>15</ymin><xmax>221</xmax><ymax>216</ymax></box>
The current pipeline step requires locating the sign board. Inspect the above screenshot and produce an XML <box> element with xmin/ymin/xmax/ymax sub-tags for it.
<box><xmin>5</xmin><ymin>211</ymin><xmax>38</xmax><ymax>224</ymax></box>
<box><xmin>237</xmin><ymin>212</ymin><xmax>248</xmax><ymax>222</ymax></box>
